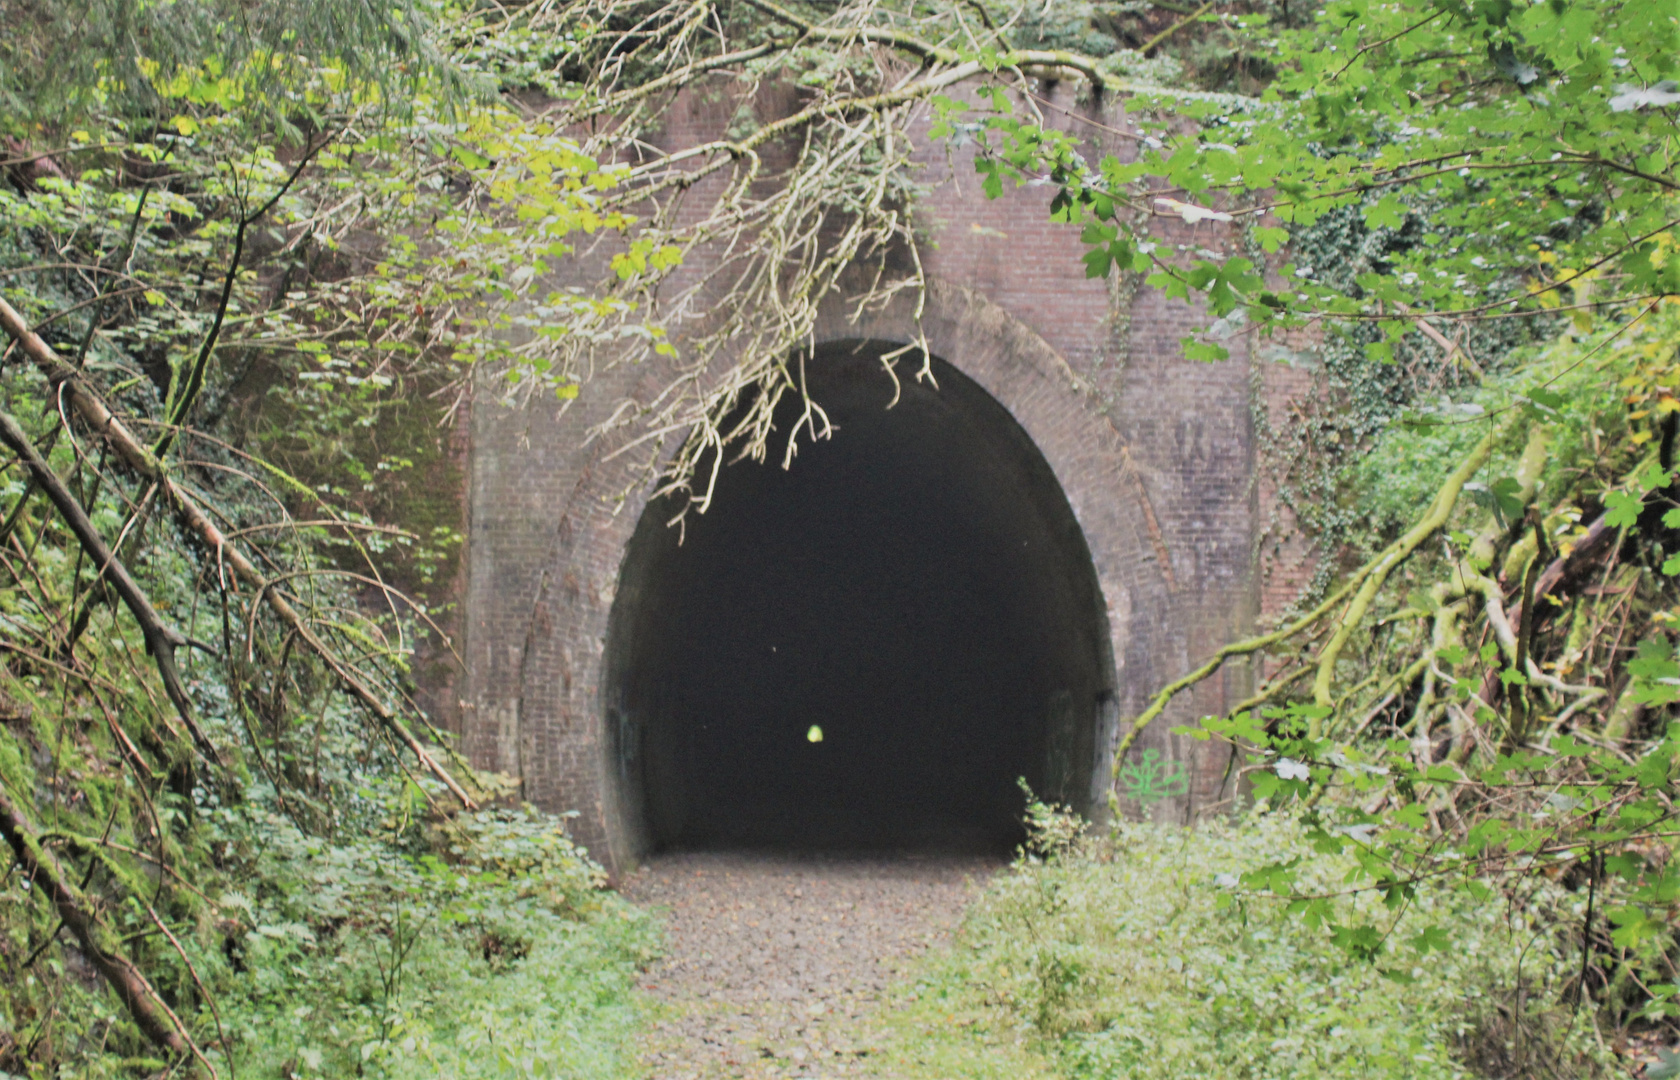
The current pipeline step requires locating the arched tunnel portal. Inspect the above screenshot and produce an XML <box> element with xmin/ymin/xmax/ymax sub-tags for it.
<box><xmin>602</xmin><ymin>340</ymin><xmax>1117</xmax><ymax>855</ymax></box>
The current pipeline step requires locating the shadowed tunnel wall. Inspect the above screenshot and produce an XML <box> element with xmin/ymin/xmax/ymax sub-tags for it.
<box><xmin>602</xmin><ymin>341</ymin><xmax>1116</xmax><ymax>854</ymax></box>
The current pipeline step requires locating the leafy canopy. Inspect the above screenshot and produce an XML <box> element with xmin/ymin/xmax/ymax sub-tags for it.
<box><xmin>953</xmin><ymin>0</ymin><xmax>1678</xmax><ymax>358</ymax></box>
<box><xmin>0</xmin><ymin>0</ymin><xmax>466</xmax><ymax>131</ymax></box>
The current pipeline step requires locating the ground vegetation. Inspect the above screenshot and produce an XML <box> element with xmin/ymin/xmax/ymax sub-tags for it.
<box><xmin>879</xmin><ymin>803</ymin><xmax>1617</xmax><ymax>1078</ymax></box>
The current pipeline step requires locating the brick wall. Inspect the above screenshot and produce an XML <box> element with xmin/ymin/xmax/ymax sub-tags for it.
<box><xmin>459</xmin><ymin>81</ymin><xmax>1312</xmax><ymax>871</ymax></box>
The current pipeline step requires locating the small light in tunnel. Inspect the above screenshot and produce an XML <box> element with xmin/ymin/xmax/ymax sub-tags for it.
<box><xmin>807</xmin><ymin>725</ymin><xmax>824</xmax><ymax>743</ymax></box>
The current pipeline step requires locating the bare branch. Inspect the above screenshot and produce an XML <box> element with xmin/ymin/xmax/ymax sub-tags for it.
<box><xmin>0</xmin><ymin>297</ymin><xmax>478</xmax><ymax>808</ymax></box>
<box><xmin>0</xmin><ymin>406</ymin><xmax>220</xmax><ymax>761</ymax></box>
<box><xmin>0</xmin><ymin>786</ymin><xmax>203</xmax><ymax>1064</ymax></box>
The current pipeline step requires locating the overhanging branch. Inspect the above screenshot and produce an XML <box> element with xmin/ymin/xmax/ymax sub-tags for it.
<box><xmin>0</xmin><ymin>297</ymin><xmax>477</xmax><ymax>809</ymax></box>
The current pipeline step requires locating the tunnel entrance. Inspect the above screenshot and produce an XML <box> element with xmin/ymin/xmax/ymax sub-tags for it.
<box><xmin>602</xmin><ymin>341</ymin><xmax>1115</xmax><ymax>856</ymax></box>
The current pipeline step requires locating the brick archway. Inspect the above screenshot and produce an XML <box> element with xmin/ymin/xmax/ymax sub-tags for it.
<box><xmin>464</xmin><ymin>276</ymin><xmax>1245</xmax><ymax>873</ymax></box>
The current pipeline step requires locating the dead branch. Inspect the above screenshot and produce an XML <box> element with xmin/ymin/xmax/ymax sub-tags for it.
<box><xmin>735</xmin><ymin>0</ymin><xmax>961</xmax><ymax>64</ymax></box>
<box><xmin>1113</xmin><ymin>423</ymin><xmax>1501</xmax><ymax>764</ymax></box>
<box><xmin>500</xmin><ymin>0</ymin><xmax>1221</xmax><ymax>509</ymax></box>
<box><xmin>0</xmin><ymin>297</ymin><xmax>477</xmax><ymax>809</ymax></box>
<box><xmin>1110</xmin><ymin>564</ymin><xmax>1376</xmax><ymax>766</ymax></box>
<box><xmin>0</xmin><ymin>407</ymin><xmax>220</xmax><ymax>761</ymax></box>
<box><xmin>1308</xmin><ymin>426</ymin><xmax>1498</xmax><ymax>729</ymax></box>
<box><xmin>0</xmin><ymin>785</ymin><xmax>201</xmax><ymax>1063</ymax></box>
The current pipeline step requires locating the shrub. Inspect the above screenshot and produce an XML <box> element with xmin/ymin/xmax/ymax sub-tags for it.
<box><xmin>207</xmin><ymin>794</ymin><xmax>659</xmax><ymax>1080</ymax></box>
<box><xmin>909</xmin><ymin>807</ymin><xmax>1614</xmax><ymax>1079</ymax></box>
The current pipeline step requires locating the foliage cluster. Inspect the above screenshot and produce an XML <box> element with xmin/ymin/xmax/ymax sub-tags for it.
<box><xmin>4</xmin><ymin>754</ymin><xmax>653</xmax><ymax>1078</ymax></box>
<box><xmin>0</xmin><ymin>0</ymin><xmax>458</xmax><ymax>129</ymax></box>
<box><xmin>0</xmin><ymin>3</ymin><xmax>668</xmax><ymax>1075</ymax></box>
<box><xmin>962</xmin><ymin>0</ymin><xmax>1680</xmax><ymax>344</ymax></box>
<box><xmin>1098</xmin><ymin>302</ymin><xmax>1680</xmax><ymax>1068</ymax></box>
<box><xmin>210</xmin><ymin>795</ymin><xmax>653</xmax><ymax>1080</ymax></box>
<box><xmin>899</xmin><ymin>804</ymin><xmax>1613</xmax><ymax>1079</ymax></box>
<box><xmin>946</xmin><ymin>0</ymin><xmax>1680</xmax><ymax>615</ymax></box>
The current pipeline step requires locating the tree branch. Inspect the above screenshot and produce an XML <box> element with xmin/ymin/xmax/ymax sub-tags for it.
<box><xmin>735</xmin><ymin>0</ymin><xmax>961</xmax><ymax>63</ymax></box>
<box><xmin>1309</xmin><ymin>426</ymin><xmax>1498</xmax><ymax>731</ymax></box>
<box><xmin>1112</xmin><ymin>422</ymin><xmax>1502</xmax><ymax>774</ymax></box>
<box><xmin>154</xmin><ymin>136</ymin><xmax>330</xmax><ymax>461</ymax></box>
<box><xmin>0</xmin><ymin>297</ymin><xmax>477</xmax><ymax>808</ymax></box>
<box><xmin>0</xmin><ymin>407</ymin><xmax>219</xmax><ymax>761</ymax></box>
<box><xmin>0</xmin><ymin>785</ymin><xmax>200</xmax><ymax>1062</ymax></box>
<box><xmin>1110</xmin><ymin>564</ymin><xmax>1374</xmax><ymax>767</ymax></box>
<box><xmin>1139</xmin><ymin>0</ymin><xmax>1214</xmax><ymax>56</ymax></box>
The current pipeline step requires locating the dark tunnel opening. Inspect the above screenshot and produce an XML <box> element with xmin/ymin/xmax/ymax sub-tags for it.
<box><xmin>602</xmin><ymin>341</ymin><xmax>1115</xmax><ymax>856</ymax></box>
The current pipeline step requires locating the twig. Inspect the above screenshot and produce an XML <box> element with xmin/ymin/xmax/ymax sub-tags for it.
<box><xmin>0</xmin><ymin>406</ymin><xmax>219</xmax><ymax>761</ymax></box>
<box><xmin>1139</xmin><ymin>0</ymin><xmax>1214</xmax><ymax>55</ymax></box>
<box><xmin>0</xmin><ymin>785</ymin><xmax>199</xmax><ymax>1060</ymax></box>
<box><xmin>1326</xmin><ymin>9</ymin><xmax>1446</xmax><ymax>81</ymax></box>
<box><xmin>0</xmin><ymin>298</ymin><xmax>477</xmax><ymax>808</ymax></box>
<box><xmin>142</xmin><ymin>900</ymin><xmax>233</xmax><ymax>1078</ymax></box>
<box><xmin>155</xmin><ymin>135</ymin><xmax>331</xmax><ymax>460</ymax></box>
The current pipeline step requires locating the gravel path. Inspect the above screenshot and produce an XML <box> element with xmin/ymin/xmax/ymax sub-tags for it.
<box><xmin>620</xmin><ymin>851</ymin><xmax>1000</xmax><ymax>1079</ymax></box>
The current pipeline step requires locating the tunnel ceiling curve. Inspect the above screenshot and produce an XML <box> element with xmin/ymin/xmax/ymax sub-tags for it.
<box><xmin>602</xmin><ymin>340</ymin><xmax>1116</xmax><ymax>854</ymax></box>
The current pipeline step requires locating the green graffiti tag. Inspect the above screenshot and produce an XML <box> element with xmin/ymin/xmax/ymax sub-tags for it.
<box><xmin>1117</xmin><ymin>748</ymin><xmax>1190</xmax><ymax>806</ymax></box>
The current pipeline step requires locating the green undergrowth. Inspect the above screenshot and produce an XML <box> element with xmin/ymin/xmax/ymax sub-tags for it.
<box><xmin>871</xmin><ymin>807</ymin><xmax>1615</xmax><ymax>1080</ymax></box>
<box><xmin>211</xmin><ymin>796</ymin><xmax>658</xmax><ymax>1080</ymax></box>
<box><xmin>1</xmin><ymin>773</ymin><xmax>658</xmax><ymax>1079</ymax></box>
<box><xmin>1345</xmin><ymin>326</ymin><xmax>1639</xmax><ymax>559</ymax></box>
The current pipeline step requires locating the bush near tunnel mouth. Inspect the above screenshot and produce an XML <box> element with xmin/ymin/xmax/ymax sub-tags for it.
<box><xmin>187</xmin><ymin>787</ymin><xmax>658</xmax><ymax>1080</ymax></box>
<box><xmin>905</xmin><ymin>804</ymin><xmax>1615</xmax><ymax>1080</ymax></box>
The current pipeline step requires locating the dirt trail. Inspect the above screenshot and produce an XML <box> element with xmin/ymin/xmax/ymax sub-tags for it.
<box><xmin>620</xmin><ymin>851</ymin><xmax>999</xmax><ymax>1079</ymax></box>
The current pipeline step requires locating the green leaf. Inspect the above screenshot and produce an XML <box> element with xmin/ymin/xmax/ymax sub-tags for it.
<box><xmin>1639</xmin><ymin>462</ymin><xmax>1674</xmax><ymax>492</ymax></box>
<box><xmin>1364</xmin><ymin>195</ymin><xmax>1407</xmax><ymax>230</ymax></box>
<box><xmin>1329</xmin><ymin>922</ymin><xmax>1385</xmax><ymax>962</ymax></box>
<box><xmin>1629</xmin><ymin>638</ymin><xmax>1680</xmax><ymax>706</ymax></box>
<box><xmin>1409</xmin><ymin>924</ymin><xmax>1452</xmax><ymax>954</ymax></box>
<box><xmin>451</xmin><ymin>146</ymin><xmax>492</xmax><ymax>170</ymax></box>
<box><xmin>1609</xmin><ymin>905</ymin><xmax>1668</xmax><ymax>949</ymax></box>
<box><xmin>1182</xmin><ymin>337</ymin><xmax>1230</xmax><ymax>362</ymax></box>
<box><xmin>1604</xmin><ymin>490</ymin><xmax>1643</xmax><ymax>529</ymax></box>
<box><xmin>1467</xmin><ymin>476</ymin><xmax>1525</xmax><ymax>526</ymax></box>
<box><xmin>1646</xmin><ymin>1048</ymin><xmax>1680</xmax><ymax>1080</ymax></box>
